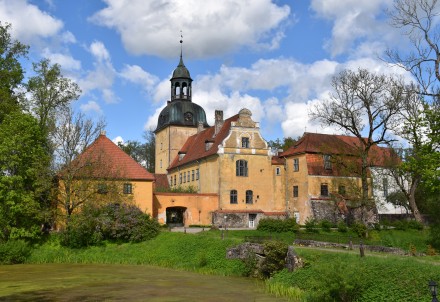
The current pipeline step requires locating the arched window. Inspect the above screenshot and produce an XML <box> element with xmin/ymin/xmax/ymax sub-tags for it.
<box><xmin>174</xmin><ymin>83</ymin><xmax>181</xmax><ymax>96</ymax></box>
<box><xmin>246</xmin><ymin>190</ymin><xmax>253</xmax><ymax>204</ymax></box>
<box><xmin>182</xmin><ymin>82</ymin><xmax>188</xmax><ymax>97</ymax></box>
<box><xmin>230</xmin><ymin>190</ymin><xmax>238</xmax><ymax>204</ymax></box>
<box><xmin>236</xmin><ymin>160</ymin><xmax>248</xmax><ymax>176</ymax></box>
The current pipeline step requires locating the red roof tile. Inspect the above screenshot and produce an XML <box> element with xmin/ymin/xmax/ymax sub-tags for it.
<box><xmin>154</xmin><ymin>173</ymin><xmax>170</xmax><ymax>189</ymax></box>
<box><xmin>168</xmin><ymin>114</ymin><xmax>240</xmax><ymax>170</ymax></box>
<box><xmin>63</xmin><ymin>134</ymin><xmax>155</xmax><ymax>181</ymax></box>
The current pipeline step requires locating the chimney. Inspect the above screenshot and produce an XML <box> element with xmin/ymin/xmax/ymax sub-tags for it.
<box><xmin>214</xmin><ymin>110</ymin><xmax>224</xmax><ymax>137</ymax></box>
<box><xmin>197</xmin><ymin>121</ymin><xmax>204</xmax><ymax>133</ymax></box>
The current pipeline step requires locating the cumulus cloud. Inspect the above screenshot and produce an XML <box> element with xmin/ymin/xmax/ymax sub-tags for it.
<box><xmin>90</xmin><ymin>0</ymin><xmax>290</xmax><ymax>58</ymax></box>
<box><xmin>119</xmin><ymin>64</ymin><xmax>159</xmax><ymax>94</ymax></box>
<box><xmin>42</xmin><ymin>48</ymin><xmax>81</xmax><ymax>71</ymax></box>
<box><xmin>310</xmin><ymin>0</ymin><xmax>394</xmax><ymax>57</ymax></box>
<box><xmin>78</xmin><ymin>41</ymin><xmax>118</xmax><ymax>103</ymax></box>
<box><xmin>0</xmin><ymin>0</ymin><xmax>63</xmax><ymax>43</ymax></box>
<box><xmin>112</xmin><ymin>136</ymin><xmax>124</xmax><ymax>145</ymax></box>
<box><xmin>80</xmin><ymin>100</ymin><xmax>103</xmax><ymax>115</ymax></box>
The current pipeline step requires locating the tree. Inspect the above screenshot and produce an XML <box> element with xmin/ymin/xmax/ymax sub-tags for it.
<box><xmin>310</xmin><ymin>69</ymin><xmax>407</xmax><ymax>223</ymax></box>
<box><xmin>268</xmin><ymin>137</ymin><xmax>297</xmax><ymax>151</ymax></box>
<box><xmin>386</xmin><ymin>0</ymin><xmax>440</xmax><ymax>220</ymax></box>
<box><xmin>387</xmin><ymin>0</ymin><xmax>440</xmax><ymax>97</ymax></box>
<box><xmin>144</xmin><ymin>130</ymin><xmax>156</xmax><ymax>173</ymax></box>
<box><xmin>24</xmin><ymin>59</ymin><xmax>81</xmax><ymax>134</ymax></box>
<box><xmin>0</xmin><ymin>112</ymin><xmax>51</xmax><ymax>241</ymax></box>
<box><xmin>53</xmin><ymin>107</ymin><xmax>107</xmax><ymax>221</ymax></box>
<box><xmin>0</xmin><ymin>22</ymin><xmax>29</xmax><ymax>122</ymax></box>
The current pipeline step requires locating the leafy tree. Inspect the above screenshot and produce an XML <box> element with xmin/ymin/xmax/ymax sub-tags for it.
<box><xmin>0</xmin><ymin>112</ymin><xmax>50</xmax><ymax>241</ymax></box>
<box><xmin>268</xmin><ymin>137</ymin><xmax>297</xmax><ymax>151</ymax></box>
<box><xmin>0</xmin><ymin>22</ymin><xmax>29</xmax><ymax>122</ymax></box>
<box><xmin>386</xmin><ymin>0</ymin><xmax>440</xmax><ymax>222</ymax></box>
<box><xmin>24</xmin><ymin>58</ymin><xmax>81</xmax><ymax>134</ymax></box>
<box><xmin>118</xmin><ymin>130</ymin><xmax>155</xmax><ymax>173</ymax></box>
<box><xmin>310</xmin><ymin>69</ymin><xmax>408</xmax><ymax>224</ymax></box>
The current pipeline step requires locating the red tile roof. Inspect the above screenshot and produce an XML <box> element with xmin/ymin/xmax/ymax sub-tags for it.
<box><xmin>154</xmin><ymin>173</ymin><xmax>170</xmax><ymax>189</ymax></box>
<box><xmin>280</xmin><ymin>132</ymin><xmax>395</xmax><ymax>166</ymax></box>
<box><xmin>62</xmin><ymin>134</ymin><xmax>155</xmax><ymax>181</ymax></box>
<box><xmin>279</xmin><ymin>132</ymin><xmax>398</xmax><ymax>176</ymax></box>
<box><xmin>168</xmin><ymin>114</ymin><xmax>240</xmax><ymax>170</ymax></box>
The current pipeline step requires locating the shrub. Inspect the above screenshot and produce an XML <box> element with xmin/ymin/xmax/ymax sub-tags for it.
<box><xmin>0</xmin><ymin>240</ymin><xmax>31</xmax><ymax>264</ymax></box>
<box><xmin>304</xmin><ymin>218</ymin><xmax>319</xmax><ymax>233</ymax></box>
<box><xmin>350</xmin><ymin>222</ymin><xmax>367</xmax><ymax>238</ymax></box>
<box><xmin>407</xmin><ymin>220</ymin><xmax>424</xmax><ymax>230</ymax></box>
<box><xmin>319</xmin><ymin>220</ymin><xmax>333</xmax><ymax>232</ymax></box>
<box><xmin>257</xmin><ymin>218</ymin><xmax>299</xmax><ymax>233</ymax></box>
<box><xmin>337</xmin><ymin>221</ymin><xmax>348</xmax><ymax>233</ymax></box>
<box><xmin>61</xmin><ymin>203</ymin><xmax>160</xmax><ymax>248</ymax></box>
<box><xmin>259</xmin><ymin>241</ymin><xmax>288</xmax><ymax>279</ymax></box>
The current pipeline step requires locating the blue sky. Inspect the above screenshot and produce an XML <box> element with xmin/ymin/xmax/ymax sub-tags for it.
<box><xmin>1</xmin><ymin>0</ymin><xmax>413</xmax><ymax>143</ymax></box>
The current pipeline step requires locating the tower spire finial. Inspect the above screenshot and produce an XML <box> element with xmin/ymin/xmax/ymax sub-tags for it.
<box><xmin>179</xmin><ymin>30</ymin><xmax>183</xmax><ymax>60</ymax></box>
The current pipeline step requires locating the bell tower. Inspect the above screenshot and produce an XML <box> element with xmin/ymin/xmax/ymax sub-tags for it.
<box><xmin>154</xmin><ymin>35</ymin><xmax>209</xmax><ymax>174</ymax></box>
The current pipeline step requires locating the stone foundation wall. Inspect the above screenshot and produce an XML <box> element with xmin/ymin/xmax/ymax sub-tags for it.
<box><xmin>311</xmin><ymin>199</ymin><xmax>378</xmax><ymax>224</ymax></box>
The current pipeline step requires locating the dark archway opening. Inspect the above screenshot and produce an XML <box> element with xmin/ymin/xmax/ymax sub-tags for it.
<box><xmin>166</xmin><ymin>206</ymin><xmax>186</xmax><ymax>227</ymax></box>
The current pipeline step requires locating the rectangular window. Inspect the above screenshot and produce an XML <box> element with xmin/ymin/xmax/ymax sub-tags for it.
<box><xmin>293</xmin><ymin>185</ymin><xmax>298</xmax><ymax>197</ymax></box>
<box><xmin>230</xmin><ymin>190</ymin><xmax>238</xmax><ymax>204</ymax></box>
<box><xmin>246</xmin><ymin>190</ymin><xmax>253</xmax><ymax>204</ymax></box>
<box><xmin>321</xmin><ymin>183</ymin><xmax>329</xmax><ymax>197</ymax></box>
<box><xmin>174</xmin><ymin>175</ymin><xmax>176</xmax><ymax>186</ymax></box>
<box><xmin>196</xmin><ymin>168</ymin><xmax>199</xmax><ymax>180</ymax></box>
<box><xmin>276</xmin><ymin>167</ymin><xmax>281</xmax><ymax>175</ymax></box>
<box><xmin>323</xmin><ymin>154</ymin><xmax>332</xmax><ymax>170</ymax></box>
<box><xmin>338</xmin><ymin>185</ymin><xmax>346</xmax><ymax>196</ymax></box>
<box><xmin>183</xmin><ymin>172</ymin><xmax>187</xmax><ymax>183</ymax></box>
<box><xmin>242</xmin><ymin>137</ymin><xmax>250</xmax><ymax>148</ymax></box>
<box><xmin>236</xmin><ymin>160</ymin><xmax>248</xmax><ymax>177</ymax></box>
<box><xmin>293</xmin><ymin>158</ymin><xmax>299</xmax><ymax>172</ymax></box>
<box><xmin>123</xmin><ymin>183</ymin><xmax>133</xmax><ymax>194</ymax></box>
<box><xmin>383</xmin><ymin>178</ymin><xmax>388</xmax><ymax>197</ymax></box>
<box><xmin>97</xmin><ymin>183</ymin><xmax>108</xmax><ymax>194</ymax></box>
<box><xmin>179</xmin><ymin>173</ymin><xmax>182</xmax><ymax>184</ymax></box>
<box><xmin>192</xmin><ymin>170</ymin><xmax>194</xmax><ymax>181</ymax></box>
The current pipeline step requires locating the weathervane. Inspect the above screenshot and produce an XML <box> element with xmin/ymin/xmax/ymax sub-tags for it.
<box><xmin>180</xmin><ymin>30</ymin><xmax>183</xmax><ymax>58</ymax></box>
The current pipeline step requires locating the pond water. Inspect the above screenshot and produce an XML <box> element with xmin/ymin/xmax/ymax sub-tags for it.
<box><xmin>0</xmin><ymin>264</ymin><xmax>287</xmax><ymax>301</ymax></box>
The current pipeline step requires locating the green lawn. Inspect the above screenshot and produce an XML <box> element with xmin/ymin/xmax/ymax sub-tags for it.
<box><xmin>24</xmin><ymin>229</ymin><xmax>440</xmax><ymax>301</ymax></box>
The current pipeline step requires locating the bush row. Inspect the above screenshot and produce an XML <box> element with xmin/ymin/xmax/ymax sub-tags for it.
<box><xmin>257</xmin><ymin>218</ymin><xmax>299</xmax><ymax>233</ymax></box>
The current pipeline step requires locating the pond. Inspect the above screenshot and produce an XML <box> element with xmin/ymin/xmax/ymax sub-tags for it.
<box><xmin>0</xmin><ymin>264</ymin><xmax>287</xmax><ymax>301</ymax></box>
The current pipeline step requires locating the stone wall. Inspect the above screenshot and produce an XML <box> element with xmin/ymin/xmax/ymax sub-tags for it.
<box><xmin>311</xmin><ymin>199</ymin><xmax>378</xmax><ymax>224</ymax></box>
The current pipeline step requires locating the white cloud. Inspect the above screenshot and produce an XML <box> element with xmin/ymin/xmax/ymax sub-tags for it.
<box><xmin>78</xmin><ymin>41</ymin><xmax>118</xmax><ymax>104</ymax></box>
<box><xmin>119</xmin><ymin>64</ymin><xmax>159</xmax><ymax>93</ymax></box>
<box><xmin>310</xmin><ymin>0</ymin><xmax>394</xmax><ymax>57</ymax></box>
<box><xmin>112</xmin><ymin>136</ymin><xmax>124</xmax><ymax>145</ymax></box>
<box><xmin>42</xmin><ymin>48</ymin><xmax>81</xmax><ymax>71</ymax></box>
<box><xmin>80</xmin><ymin>100</ymin><xmax>103</xmax><ymax>115</ymax></box>
<box><xmin>90</xmin><ymin>0</ymin><xmax>290</xmax><ymax>58</ymax></box>
<box><xmin>0</xmin><ymin>0</ymin><xmax>63</xmax><ymax>43</ymax></box>
<box><xmin>89</xmin><ymin>40</ymin><xmax>110</xmax><ymax>62</ymax></box>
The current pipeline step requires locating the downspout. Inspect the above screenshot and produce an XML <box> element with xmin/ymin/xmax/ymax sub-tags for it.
<box><xmin>283</xmin><ymin>157</ymin><xmax>289</xmax><ymax>218</ymax></box>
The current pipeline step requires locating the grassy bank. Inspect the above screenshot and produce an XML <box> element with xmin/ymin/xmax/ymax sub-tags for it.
<box><xmin>26</xmin><ymin>229</ymin><xmax>440</xmax><ymax>301</ymax></box>
<box><xmin>28</xmin><ymin>231</ymin><xmax>245</xmax><ymax>276</ymax></box>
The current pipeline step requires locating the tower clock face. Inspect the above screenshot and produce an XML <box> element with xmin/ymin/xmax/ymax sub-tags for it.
<box><xmin>184</xmin><ymin>112</ymin><xmax>193</xmax><ymax>122</ymax></box>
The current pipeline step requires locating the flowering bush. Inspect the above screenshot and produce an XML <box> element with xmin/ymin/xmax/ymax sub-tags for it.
<box><xmin>61</xmin><ymin>203</ymin><xmax>160</xmax><ymax>248</ymax></box>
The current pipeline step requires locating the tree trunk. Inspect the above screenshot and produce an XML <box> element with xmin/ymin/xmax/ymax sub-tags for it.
<box><xmin>409</xmin><ymin>177</ymin><xmax>423</xmax><ymax>222</ymax></box>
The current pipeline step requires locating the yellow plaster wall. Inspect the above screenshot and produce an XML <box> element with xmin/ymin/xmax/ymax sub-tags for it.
<box><xmin>155</xmin><ymin>126</ymin><xmax>198</xmax><ymax>173</ymax></box>
<box><xmin>285</xmin><ymin>154</ymin><xmax>310</xmax><ymax>224</ymax></box>
<box><xmin>131</xmin><ymin>180</ymin><xmax>154</xmax><ymax>216</ymax></box>
<box><xmin>153</xmin><ymin>193</ymin><xmax>218</xmax><ymax>226</ymax></box>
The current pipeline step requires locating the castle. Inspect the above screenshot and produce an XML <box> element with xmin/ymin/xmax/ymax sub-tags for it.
<box><xmin>64</xmin><ymin>50</ymin><xmax>406</xmax><ymax>228</ymax></box>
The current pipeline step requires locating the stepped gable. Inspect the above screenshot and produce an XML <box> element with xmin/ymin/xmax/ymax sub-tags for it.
<box><xmin>168</xmin><ymin>114</ymin><xmax>240</xmax><ymax>169</ymax></box>
<box><xmin>64</xmin><ymin>133</ymin><xmax>155</xmax><ymax>181</ymax></box>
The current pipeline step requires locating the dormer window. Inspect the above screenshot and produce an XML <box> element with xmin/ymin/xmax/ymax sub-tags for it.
<box><xmin>205</xmin><ymin>140</ymin><xmax>214</xmax><ymax>151</ymax></box>
<box><xmin>242</xmin><ymin>137</ymin><xmax>250</xmax><ymax>148</ymax></box>
<box><xmin>178</xmin><ymin>152</ymin><xmax>186</xmax><ymax>161</ymax></box>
